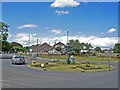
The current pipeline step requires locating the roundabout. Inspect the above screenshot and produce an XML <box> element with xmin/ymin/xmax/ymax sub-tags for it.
<box><xmin>2</xmin><ymin>54</ymin><xmax>118</xmax><ymax>88</ymax></box>
<box><xmin>27</xmin><ymin>60</ymin><xmax>115</xmax><ymax>72</ymax></box>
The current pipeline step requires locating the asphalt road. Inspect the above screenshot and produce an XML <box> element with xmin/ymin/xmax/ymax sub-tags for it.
<box><xmin>1</xmin><ymin>54</ymin><xmax>118</xmax><ymax>88</ymax></box>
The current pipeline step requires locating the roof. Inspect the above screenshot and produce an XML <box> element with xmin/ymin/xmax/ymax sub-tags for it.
<box><xmin>53</xmin><ymin>42</ymin><xmax>66</xmax><ymax>47</ymax></box>
<box><xmin>30</xmin><ymin>42</ymin><xmax>52</xmax><ymax>52</ymax></box>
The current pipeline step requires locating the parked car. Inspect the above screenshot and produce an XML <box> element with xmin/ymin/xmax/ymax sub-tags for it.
<box><xmin>12</xmin><ymin>55</ymin><xmax>26</xmax><ymax>64</ymax></box>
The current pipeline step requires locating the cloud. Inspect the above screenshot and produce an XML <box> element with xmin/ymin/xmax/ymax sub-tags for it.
<box><xmin>13</xmin><ymin>33</ymin><xmax>38</xmax><ymax>46</ymax></box>
<box><xmin>107</xmin><ymin>28</ymin><xmax>116</xmax><ymax>34</ymax></box>
<box><xmin>58</xmin><ymin>36</ymin><xmax>118</xmax><ymax>48</ymax></box>
<box><xmin>18</xmin><ymin>24</ymin><xmax>37</xmax><ymax>29</ymax></box>
<box><xmin>100</xmin><ymin>32</ymin><xmax>104</xmax><ymax>35</ymax></box>
<box><xmin>10</xmin><ymin>32</ymin><xmax>118</xmax><ymax>48</ymax></box>
<box><xmin>100</xmin><ymin>27</ymin><xmax>117</xmax><ymax>35</ymax></box>
<box><xmin>51</xmin><ymin>0</ymin><xmax>80</xmax><ymax>8</ymax></box>
<box><xmin>55</xmin><ymin>10</ymin><xmax>69</xmax><ymax>15</ymax></box>
<box><xmin>51</xmin><ymin>29</ymin><xmax>62</xmax><ymax>34</ymax></box>
<box><xmin>33</xmin><ymin>33</ymin><xmax>37</xmax><ymax>36</ymax></box>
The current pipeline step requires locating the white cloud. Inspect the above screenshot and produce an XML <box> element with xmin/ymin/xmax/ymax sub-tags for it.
<box><xmin>107</xmin><ymin>28</ymin><xmax>116</xmax><ymax>34</ymax></box>
<box><xmin>59</xmin><ymin>36</ymin><xmax>118</xmax><ymax>48</ymax></box>
<box><xmin>55</xmin><ymin>10</ymin><xmax>69</xmax><ymax>15</ymax></box>
<box><xmin>33</xmin><ymin>33</ymin><xmax>37</xmax><ymax>36</ymax></box>
<box><xmin>18</xmin><ymin>24</ymin><xmax>37</xmax><ymax>29</ymax></box>
<box><xmin>10</xmin><ymin>33</ymin><xmax>118</xmax><ymax>48</ymax></box>
<box><xmin>100</xmin><ymin>32</ymin><xmax>104</xmax><ymax>35</ymax></box>
<box><xmin>100</xmin><ymin>27</ymin><xmax>117</xmax><ymax>35</ymax></box>
<box><xmin>51</xmin><ymin>0</ymin><xmax>80</xmax><ymax>8</ymax></box>
<box><xmin>51</xmin><ymin>29</ymin><xmax>62</xmax><ymax>34</ymax></box>
<box><xmin>13</xmin><ymin>33</ymin><xmax>38</xmax><ymax>46</ymax></box>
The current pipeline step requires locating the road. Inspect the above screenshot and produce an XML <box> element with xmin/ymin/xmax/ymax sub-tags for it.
<box><xmin>1</xmin><ymin>54</ymin><xmax>118</xmax><ymax>88</ymax></box>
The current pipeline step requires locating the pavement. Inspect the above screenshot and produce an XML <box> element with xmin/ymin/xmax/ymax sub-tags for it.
<box><xmin>1</xmin><ymin>53</ymin><xmax>119</xmax><ymax>88</ymax></box>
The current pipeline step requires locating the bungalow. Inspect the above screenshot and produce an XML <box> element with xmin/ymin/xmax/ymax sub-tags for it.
<box><xmin>48</xmin><ymin>42</ymin><xmax>66</xmax><ymax>55</ymax></box>
<box><xmin>30</xmin><ymin>43</ymin><xmax>52</xmax><ymax>54</ymax></box>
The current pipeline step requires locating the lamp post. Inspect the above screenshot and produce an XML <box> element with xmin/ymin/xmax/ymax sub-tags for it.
<box><xmin>28</xmin><ymin>35</ymin><xmax>30</xmax><ymax>53</ymax></box>
<box><xmin>66</xmin><ymin>31</ymin><xmax>70</xmax><ymax>64</ymax></box>
<box><xmin>37</xmin><ymin>38</ymin><xmax>39</xmax><ymax>56</ymax></box>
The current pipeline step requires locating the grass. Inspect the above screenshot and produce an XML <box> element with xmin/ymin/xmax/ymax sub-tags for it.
<box><xmin>19</xmin><ymin>53</ymin><xmax>119</xmax><ymax>62</ymax></box>
<box><xmin>28</xmin><ymin>61</ymin><xmax>113</xmax><ymax>72</ymax></box>
<box><xmin>38</xmin><ymin>54</ymin><xmax>119</xmax><ymax>62</ymax></box>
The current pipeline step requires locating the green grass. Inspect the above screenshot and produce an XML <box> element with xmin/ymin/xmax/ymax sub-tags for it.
<box><xmin>38</xmin><ymin>54</ymin><xmax>119</xmax><ymax>62</ymax></box>
<box><xmin>28</xmin><ymin>62</ymin><xmax>113</xmax><ymax>72</ymax></box>
<box><xmin>20</xmin><ymin>53</ymin><xmax>119</xmax><ymax>62</ymax></box>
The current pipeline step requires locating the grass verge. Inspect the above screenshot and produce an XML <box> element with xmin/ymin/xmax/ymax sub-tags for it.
<box><xmin>27</xmin><ymin>61</ymin><xmax>114</xmax><ymax>72</ymax></box>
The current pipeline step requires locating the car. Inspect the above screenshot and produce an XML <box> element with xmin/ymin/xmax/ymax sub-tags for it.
<box><xmin>12</xmin><ymin>55</ymin><xmax>26</xmax><ymax>64</ymax></box>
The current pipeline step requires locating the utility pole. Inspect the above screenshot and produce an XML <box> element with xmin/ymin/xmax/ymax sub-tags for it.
<box><xmin>66</xmin><ymin>31</ymin><xmax>70</xmax><ymax>64</ymax></box>
<box><xmin>28</xmin><ymin>35</ymin><xmax>30</xmax><ymax>53</ymax></box>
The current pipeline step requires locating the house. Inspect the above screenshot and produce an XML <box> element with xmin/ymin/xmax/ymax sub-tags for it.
<box><xmin>30</xmin><ymin>43</ymin><xmax>52</xmax><ymax>54</ymax></box>
<box><xmin>48</xmin><ymin>42</ymin><xmax>66</xmax><ymax>55</ymax></box>
<box><xmin>79</xmin><ymin>49</ymin><xmax>95</xmax><ymax>54</ymax></box>
<box><xmin>98</xmin><ymin>51</ymin><xmax>120</xmax><ymax>57</ymax></box>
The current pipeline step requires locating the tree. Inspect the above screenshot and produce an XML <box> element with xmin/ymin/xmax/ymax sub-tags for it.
<box><xmin>0</xmin><ymin>22</ymin><xmax>10</xmax><ymax>51</ymax></box>
<box><xmin>55</xmin><ymin>46</ymin><xmax>61</xmax><ymax>52</ymax></box>
<box><xmin>69</xmin><ymin>39</ymin><xmax>93</xmax><ymax>55</ymax></box>
<box><xmin>10</xmin><ymin>42</ymin><xmax>24</xmax><ymax>52</ymax></box>
<box><xmin>2</xmin><ymin>41</ymin><xmax>11</xmax><ymax>52</ymax></box>
<box><xmin>85</xmin><ymin>43</ymin><xmax>93</xmax><ymax>53</ymax></box>
<box><xmin>69</xmin><ymin>39</ymin><xmax>80</xmax><ymax>54</ymax></box>
<box><xmin>94</xmin><ymin>46</ymin><xmax>102</xmax><ymax>52</ymax></box>
<box><xmin>0</xmin><ymin>22</ymin><xmax>9</xmax><ymax>41</ymax></box>
<box><xmin>113</xmin><ymin>43</ymin><xmax>120</xmax><ymax>53</ymax></box>
<box><xmin>11</xmin><ymin>42</ymin><xmax>23</xmax><ymax>48</ymax></box>
<box><xmin>23</xmin><ymin>46</ymin><xmax>29</xmax><ymax>52</ymax></box>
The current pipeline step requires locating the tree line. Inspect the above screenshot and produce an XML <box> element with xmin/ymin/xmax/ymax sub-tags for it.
<box><xmin>0</xmin><ymin>22</ymin><xmax>29</xmax><ymax>53</ymax></box>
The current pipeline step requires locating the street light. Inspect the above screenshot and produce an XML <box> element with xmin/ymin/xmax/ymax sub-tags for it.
<box><xmin>28</xmin><ymin>35</ymin><xmax>30</xmax><ymax>53</ymax></box>
<box><xmin>37</xmin><ymin>38</ymin><xmax>39</xmax><ymax>56</ymax></box>
<box><xmin>66</xmin><ymin>31</ymin><xmax>70</xmax><ymax>64</ymax></box>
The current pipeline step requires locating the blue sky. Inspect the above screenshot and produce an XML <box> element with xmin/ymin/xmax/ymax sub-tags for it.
<box><xmin>2</xmin><ymin>1</ymin><xmax>118</xmax><ymax>48</ymax></box>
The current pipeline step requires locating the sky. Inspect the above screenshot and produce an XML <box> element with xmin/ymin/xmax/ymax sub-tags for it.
<box><xmin>2</xmin><ymin>0</ymin><xmax>118</xmax><ymax>49</ymax></box>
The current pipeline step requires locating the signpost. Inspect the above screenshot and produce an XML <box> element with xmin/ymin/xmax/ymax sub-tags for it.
<box><xmin>66</xmin><ymin>31</ymin><xmax>70</xmax><ymax>64</ymax></box>
<box><xmin>108</xmin><ymin>52</ymin><xmax>111</xmax><ymax>71</ymax></box>
<box><xmin>32</xmin><ymin>53</ymin><xmax>36</xmax><ymax>60</ymax></box>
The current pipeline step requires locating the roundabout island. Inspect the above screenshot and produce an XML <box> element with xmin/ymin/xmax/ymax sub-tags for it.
<box><xmin>27</xmin><ymin>60</ymin><xmax>114</xmax><ymax>72</ymax></box>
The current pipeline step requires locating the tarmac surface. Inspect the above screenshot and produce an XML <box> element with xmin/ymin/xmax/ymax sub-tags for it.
<box><xmin>1</xmin><ymin>54</ymin><xmax>118</xmax><ymax>88</ymax></box>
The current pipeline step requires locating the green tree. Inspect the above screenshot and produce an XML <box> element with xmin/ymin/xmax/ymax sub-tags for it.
<box><xmin>0</xmin><ymin>22</ymin><xmax>9</xmax><ymax>41</ymax></box>
<box><xmin>69</xmin><ymin>39</ymin><xmax>93</xmax><ymax>55</ymax></box>
<box><xmin>11</xmin><ymin>42</ymin><xmax>23</xmax><ymax>48</ymax></box>
<box><xmin>55</xmin><ymin>46</ymin><xmax>61</xmax><ymax>52</ymax></box>
<box><xmin>0</xmin><ymin>22</ymin><xmax>10</xmax><ymax>52</ymax></box>
<box><xmin>94</xmin><ymin>46</ymin><xmax>102</xmax><ymax>52</ymax></box>
<box><xmin>2</xmin><ymin>41</ymin><xmax>11</xmax><ymax>52</ymax></box>
<box><xmin>10</xmin><ymin>42</ymin><xmax>24</xmax><ymax>52</ymax></box>
<box><xmin>23</xmin><ymin>46</ymin><xmax>29</xmax><ymax>52</ymax></box>
<box><xmin>113</xmin><ymin>43</ymin><xmax>120</xmax><ymax>53</ymax></box>
<box><xmin>69</xmin><ymin>39</ymin><xmax>80</xmax><ymax>54</ymax></box>
<box><xmin>85</xmin><ymin>43</ymin><xmax>93</xmax><ymax>53</ymax></box>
